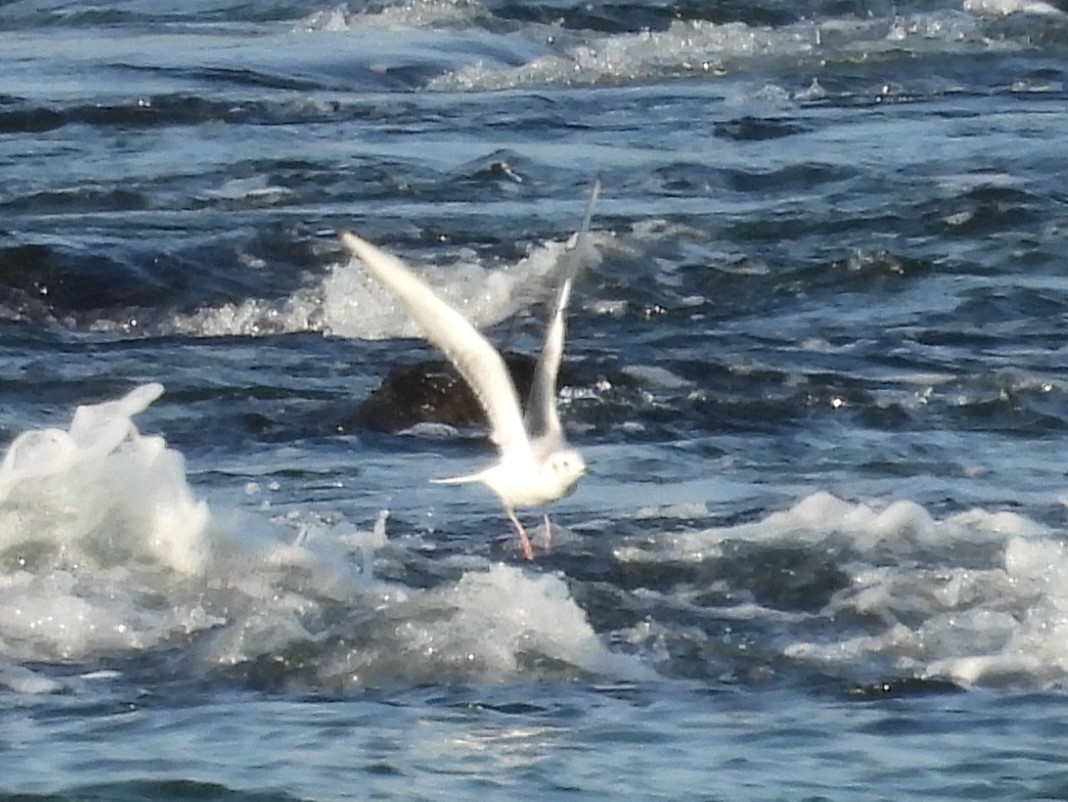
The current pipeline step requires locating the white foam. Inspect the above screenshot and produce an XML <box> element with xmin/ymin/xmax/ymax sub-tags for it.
<box><xmin>0</xmin><ymin>387</ymin><xmax>647</xmax><ymax>688</ymax></box>
<box><xmin>635</xmin><ymin>501</ymin><xmax>710</xmax><ymax>520</ymax></box>
<box><xmin>195</xmin><ymin>536</ymin><xmax>653</xmax><ymax>686</ymax></box>
<box><xmin>623</xmin><ymin>365</ymin><xmax>693</xmax><ymax>390</ymax></box>
<box><xmin>197</xmin><ymin>176</ymin><xmax>292</xmax><ymax>205</ymax></box>
<box><xmin>23</xmin><ymin>387</ymin><xmax>1068</xmax><ymax>690</ymax></box>
<box><xmin>297</xmin><ymin>0</ymin><xmax>490</xmax><ymax>33</ymax></box>
<box><xmin>671</xmin><ymin>491</ymin><xmax>1068</xmax><ymax>689</ymax></box>
<box><xmin>0</xmin><ymin>664</ymin><xmax>62</xmax><ymax>694</ymax></box>
<box><xmin>424</xmin><ymin>7</ymin><xmax>1032</xmax><ymax>93</ymax></box>
<box><xmin>0</xmin><ymin>384</ymin><xmax>210</xmax><ymax>575</ymax></box>
<box><xmin>163</xmin><ymin>232</ymin><xmax>596</xmax><ymax>340</ymax></box>
<box><xmin>317</xmin><ymin>243</ymin><xmax>532</xmax><ymax>340</ymax></box>
<box><xmin>646</xmin><ymin>491</ymin><xmax>1050</xmax><ymax>562</ymax></box>
<box><xmin>315</xmin><ymin>564</ymin><xmax>655</xmax><ymax>686</ymax></box>
<box><xmin>0</xmin><ymin>385</ymin><xmax>217</xmax><ymax>663</ymax></box>
<box><xmin>296</xmin><ymin>4</ymin><xmax>352</xmax><ymax>33</ymax></box>
<box><xmin>430</xmin><ymin>19</ymin><xmax>819</xmax><ymax>91</ymax></box>
<box><xmin>450</xmin><ymin>565</ymin><xmax>652</xmax><ymax>679</ymax></box>
<box><xmin>963</xmin><ymin>0</ymin><xmax>1066</xmax><ymax>16</ymax></box>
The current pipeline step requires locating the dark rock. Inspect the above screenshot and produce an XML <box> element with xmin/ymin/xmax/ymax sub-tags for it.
<box><xmin>845</xmin><ymin>676</ymin><xmax>964</xmax><ymax>699</ymax></box>
<box><xmin>349</xmin><ymin>352</ymin><xmax>538</xmax><ymax>433</ymax></box>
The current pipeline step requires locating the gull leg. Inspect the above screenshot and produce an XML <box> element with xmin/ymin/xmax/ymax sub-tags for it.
<box><xmin>505</xmin><ymin>507</ymin><xmax>535</xmax><ymax>561</ymax></box>
<box><xmin>543</xmin><ymin>513</ymin><xmax>552</xmax><ymax>553</ymax></box>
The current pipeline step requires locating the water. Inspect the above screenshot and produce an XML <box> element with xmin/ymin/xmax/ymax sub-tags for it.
<box><xmin>3</xmin><ymin>0</ymin><xmax>1068</xmax><ymax>798</ymax></box>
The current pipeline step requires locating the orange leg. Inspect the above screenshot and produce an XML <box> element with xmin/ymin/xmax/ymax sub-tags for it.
<box><xmin>505</xmin><ymin>507</ymin><xmax>535</xmax><ymax>561</ymax></box>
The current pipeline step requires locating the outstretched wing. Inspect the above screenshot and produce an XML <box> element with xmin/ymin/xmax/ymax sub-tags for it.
<box><xmin>523</xmin><ymin>179</ymin><xmax>601</xmax><ymax>449</ymax></box>
<box><xmin>340</xmin><ymin>232</ymin><xmax>531</xmax><ymax>460</ymax></box>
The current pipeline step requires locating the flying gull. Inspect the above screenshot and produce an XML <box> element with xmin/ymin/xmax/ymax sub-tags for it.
<box><xmin>340</xmin><ymin>181</ymin><xmax>600</xmax><ymax>560</ymax></box>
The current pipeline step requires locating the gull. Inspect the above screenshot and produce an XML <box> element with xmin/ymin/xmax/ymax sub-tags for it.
<box><xmin>340</xmin><ymin>180</ymin><xmax>600</xmax><ymax>560</ymax></box>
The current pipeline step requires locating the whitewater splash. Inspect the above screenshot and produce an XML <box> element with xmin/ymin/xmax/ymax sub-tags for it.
<box><xmin>627</xmin><ymin>490</ymin><xmax>1068</xmax><ymax>690</ymax></box>
<box><xmin>298</xmin><ymin>0</ymin><xmax>491</xmax><ymax>32</ymax></box>
<box><xmin>0</xmin><ymin>383</ymin><xmax>210</xmax><ymax>576</ymax></box>
<box><xmin>0</xmin><ymin>385</ymin><xmax>643</xmax><ymax>690</ymax></box>
<box><xmin>154</xmin><ymin>229</ymin><xmax>604</xmax><ymax>340</ymax></box>
<box><xmin>6</xmin><ymin>387</ymin><xmax>1068</xmax><ymax>692</ymax></box>
<box><xmin>426</xmin><ymin>10</ymin><xmax>1016</xmax><ymax>92</ymax></box>
<box><xmin>297</xmin><ymin>0</ymin><xmax>1022</xmax><ymax>93</ymax></box>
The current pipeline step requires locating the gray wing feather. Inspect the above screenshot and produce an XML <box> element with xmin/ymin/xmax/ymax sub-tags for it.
<box><xmin>524</xmin><ymin>179</ymin><xmax>601</xmax><ymax>448</ymax></box>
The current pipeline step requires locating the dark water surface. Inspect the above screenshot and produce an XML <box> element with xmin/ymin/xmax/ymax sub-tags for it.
<box><xmin>3</xmin><ymin>0</ymin><xmax>1068</xmax><ymax>798</ymax></box>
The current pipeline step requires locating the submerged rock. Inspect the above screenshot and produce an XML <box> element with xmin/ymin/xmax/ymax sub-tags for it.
<box><xmin>845</xmin><ymin>677</ymin><xmax>964</xmax><ymax>699</ymax></box>
<box><xmin>349</xmin><ymin>352</ymin><xmax>538</xmax><ymax>433</ymax></box>
<box><xmin>342</xmin><ymin>353</ymin><xmax>640</xmax><ymax>435</ymax></box>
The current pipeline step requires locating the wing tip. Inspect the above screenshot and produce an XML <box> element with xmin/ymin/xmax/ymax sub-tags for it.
<box><xmin>339</xmin><ymin>229</ymin><xmax>407</xmax><ymax>284</ymax></box>
<box><xmin>339</xmin><ymin>229</ymin><xmax>370</xmax><ymax>256</ymax></box>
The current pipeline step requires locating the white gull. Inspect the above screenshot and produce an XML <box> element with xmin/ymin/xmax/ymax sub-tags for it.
<box><xmin>340</xmin><ymin>181</ymin><xmax>600</xmax><ymax>560</ymax></box>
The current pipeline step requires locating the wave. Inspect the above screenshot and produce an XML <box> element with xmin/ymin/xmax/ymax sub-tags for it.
<box><xmin>3</xmin><ymin>386</ymin><xmax>1068</xmax><ymax>693</ymax></box>
<box><xmin>287</xmin><ymin>0</ymin><xmax>1067</xmax><ymax>93</ymax></box>
<box><xmin>4</xmin><ymin>0</ymin><xmax>1063</xmax><ymax>111</ymax></box>
<box><xmin>424</xmin><ymin>8</ymin><xmax>1038</xmax><ymax>91</ymax></box>
<box><xmin>141</xmin><ymin>228</ymin><xmax>601</xmax><ymax>339</ymax></box>
<box><xmin>1</xmin><ymin>1</ymin><xmax>1058</xmax><ymax>146</ymax></box>
<box><xmin>624</xmin><ymin>490</ymin><xmax>1068</xmax><ymax>690</ymax></box>
<box><xmin>0</xmin><ymin>385</ymin><xmax>648</xmax><ymax>692</ymax></box>
<box><xmin>298</xmin><ymin>0</ymin><xmax>495</xmax><ymax>32</ymax></box>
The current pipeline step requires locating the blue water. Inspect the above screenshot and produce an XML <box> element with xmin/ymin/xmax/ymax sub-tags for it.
<box><xmin>4</xmin><ymin>0</ymin><xmax>1068</xmax><ymax>798</ymax></box>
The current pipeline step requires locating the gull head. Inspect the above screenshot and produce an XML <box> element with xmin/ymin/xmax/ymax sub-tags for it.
<box><xmin>542</xmin><ymin>447</ymin><xmax>587</xmax><ymax>499</ymax></box>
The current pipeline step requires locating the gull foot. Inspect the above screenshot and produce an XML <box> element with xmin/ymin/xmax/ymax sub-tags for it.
<box><xmin>506</xmin><ymin>507</ymin><xmax>535</xmax><ymax>561</ymax></box>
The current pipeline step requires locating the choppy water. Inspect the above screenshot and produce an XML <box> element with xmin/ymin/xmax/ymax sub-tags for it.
<box><xmin>3</xmin><ymin>0</ymin><xmax>1068</xmax><ymax>798</ymax></box>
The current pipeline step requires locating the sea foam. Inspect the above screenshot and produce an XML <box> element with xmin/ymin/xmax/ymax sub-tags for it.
<box><xmin>161</xmin><ymin>230</ymin><xmax>603</xmax><ymax>340</ymax></box>
<box><xmin>0</xmin><ymin>384</ymin><xmax>216</xmax><ymax>666</ymax></box>
<box><xmin>426</xmin><ymin>12</ymin><xmax>1000</xmax><ymax>92</ymax></box>
<box><xmin>658</xmin><ymin>491</ymin><xmax>1068</xmax><ymax>689</ymax></box>
<box><xmin>0</xmin><ymin>386</ymin><xmax>643</xmax><ymax>689</ymax></box>
<box><xmin>0</xmin><ymin>383</ymin><xmax>210</xmax><ymax>576</ymax></box>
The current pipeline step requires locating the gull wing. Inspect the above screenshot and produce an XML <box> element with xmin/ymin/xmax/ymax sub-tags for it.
<box><xmin>524</xmin><ymin>179</ymin><xmax>601</xmax><ymax>447</ymax></box>
<box><xmin>340</xmin><ymin>232</ymin><xmax>530</xmax><ymax>459</ymax></box>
